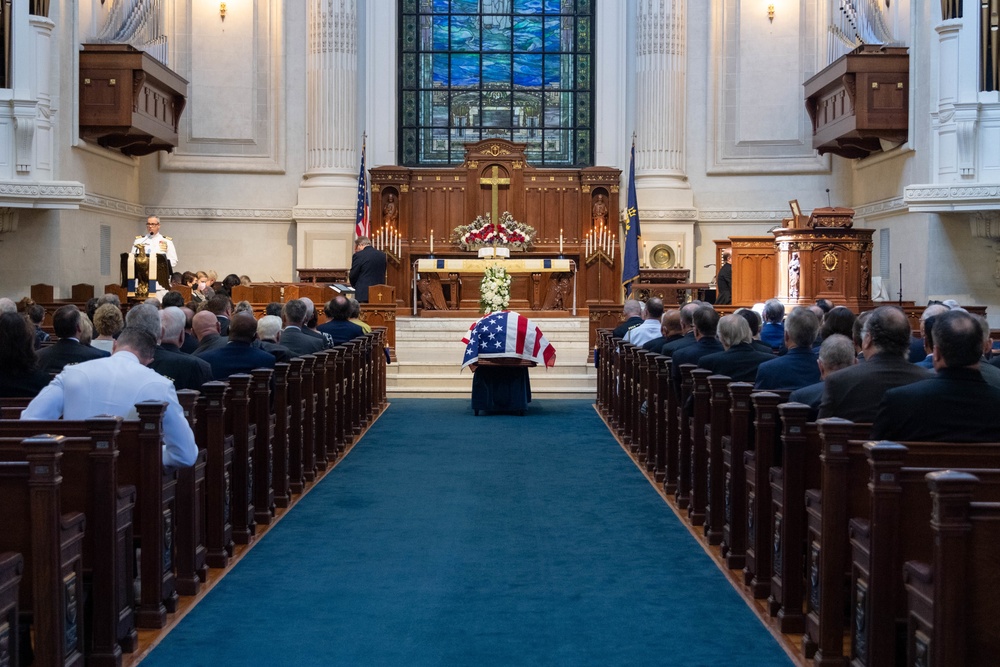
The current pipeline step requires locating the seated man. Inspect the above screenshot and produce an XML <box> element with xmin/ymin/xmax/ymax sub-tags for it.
<box><xmin>698</xmin><ymin>314</ymin><xmax>775</xmax><ymax>383</ymax></box>
<box><xmin>151</xmin><ymin>306</ymin><xmax>213</xmax><ymax>391</ymax></box>
<box><xmin>21</xmin><ymin>327</ymin><xmax>198</xmax><ymax>468</ymax></box>
<box><xmin>872</xmin><ymin>309</ymin><xmax>1000</xmax><ymax>442</ymax></box>
<box><xmin>818</xmin><ymin>305</ymin><xmax>932</xmax><ymax>422</ymax></box>
<box><xmin>660</xmin><ymin>301</ymin><xmax>702</xmax><ymax>357</ymax></box>
<box><xmin>612</xmin><ymin>299</ymin><xmax>644</xmax><ymax>339</ymax></box>
<box><xmin>37</xmin><ymin>304</ymin><xmax>109</xmax><ymax>373</ymax></box>
<box><xmin>759</xmin><ymin>299</ymin><xmax>786</xmax><ymax>350</ymax></box>
<box><xmin>734</xmin><ymin>307</ymin><xmax>775</xmax><ymax>354</ymax></box>
<box><xmin>670</xmin><ymin>305</ymin><xmax>723</xmax><ymax>389</ymax></box>
<box><xmin>199</xmin><ymin>313</ymin><xmax>277</xmax><ymax>381</ymax></box>
<box><xmin>642</xmin><ymin>309</ymin><xmax>683</xmax><ymax>352</ymax></box>
<box><xmin>623</xmin><ymin>297</ymin><xmax>664</xmax><ymax>347</ymax></box>
<box><xmin>349</xmin><ymin>298</ymin><xmax>373</xmax><ymax>334</ymax></box>
<box><xmin>281</xmin><ymin>299</ymin><xmax>326</xmax><ymax>357</ymax></box>
<box><xmin>191</xmin><ymin>310</ymin><xmax>229</xmax><ymax>357</ymax></box>
<box><xmin>317</xmin><ymin>295</ymin><xmax>365</xmax><ymax>345</ymax></box>
<box><xmin>255</xmin><ymin>315</ymin><xmax>293</xmax><ymax>363</ymax></box>
<box><xmin>789</xmin><ymin>334</ymin><xmax>856</xmax><ymax>418</ymax></box>
<box><xmin>754</xmin><ymin>306</ymin><xmax>821</xmax><ymax>391</ymax></box>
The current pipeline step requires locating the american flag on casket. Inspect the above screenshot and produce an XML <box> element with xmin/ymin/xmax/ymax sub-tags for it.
<box><xmin>461</xmin><ymin>311</ymin><xmax>557</xmax><ymax>370</ymax></box>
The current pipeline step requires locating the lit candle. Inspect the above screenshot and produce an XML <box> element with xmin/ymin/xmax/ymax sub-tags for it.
<box><xmin>396</xmin><ymin>230</ymin><xmax>401</xmax><ymax>257</ymax></box>
<box><xmin>430</xmin><ymin>229</ymin><xmax>434</xmax><ymax>254</ymax></box>
<box><xmin>559</xmin><ymin>228</ymin><xmax>564</xmax><ymax>254</ymax></box>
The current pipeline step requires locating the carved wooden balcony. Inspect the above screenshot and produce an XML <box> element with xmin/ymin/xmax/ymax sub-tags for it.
<box><xmin>79</xmin><ymin>44</ymin><xmax>187</xmax><ymax>157</ymax></box>
<box><xmin>804</xmin><ymin>46</ymin><xmax>909</xmax><ymax>159</ymax></box>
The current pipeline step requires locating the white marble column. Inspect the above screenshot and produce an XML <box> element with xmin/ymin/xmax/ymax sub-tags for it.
<box><xmin>301</xmin><ymin>0</ymin><xmax>359</xmax><ymax>190</ymax></box>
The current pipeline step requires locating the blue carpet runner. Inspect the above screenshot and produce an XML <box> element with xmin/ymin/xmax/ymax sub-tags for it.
<box><xmin>142</xmin><ymin>399</ymin><xmax>792</xmax><ymax>666</ymax></box>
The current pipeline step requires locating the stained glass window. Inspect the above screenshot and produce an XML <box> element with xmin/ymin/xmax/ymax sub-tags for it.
<box><xmin>399</xmin><ymin>0</ymin><xmax>593</xmax><ymax>167</ymax></box>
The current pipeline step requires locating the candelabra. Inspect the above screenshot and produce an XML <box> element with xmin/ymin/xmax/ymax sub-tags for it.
<box><xmin>374</xmin><ymin>224</ymin><xmax>402</xmax><ymax>266</ymax></box>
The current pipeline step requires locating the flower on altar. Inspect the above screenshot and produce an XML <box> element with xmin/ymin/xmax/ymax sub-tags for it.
<box><xmin>479</xmin><ymin>264</ymin><xmax>512</xmax><ymax>314</ymax></box>
<box><xmin>452</xmin><ymin>211</ymin><xmax>536</xmax><ymax>251</ymax></box>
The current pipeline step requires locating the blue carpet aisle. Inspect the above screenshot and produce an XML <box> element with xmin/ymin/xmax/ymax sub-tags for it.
<box><xmin>142</xmin><ymin>399</ymin><xmax>793</xmax><ymax>666</ymax></box>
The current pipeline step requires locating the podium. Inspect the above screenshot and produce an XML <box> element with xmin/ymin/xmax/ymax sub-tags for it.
<box><xmin>773</xmin><ymin>208</ymin><xmax>874</xmax><ymax>311</ymax></box>
<box><xmin>120</xmin><ymin>251</ymin><xmax>171</xmax><ymax>299</ymax></box>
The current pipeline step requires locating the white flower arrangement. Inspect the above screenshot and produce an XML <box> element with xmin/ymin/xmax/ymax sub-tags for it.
<box><xmin>452</xmin><ymin>211</ymin><xmax>535</xmax><ymax>251</ymax></box>
<box><xmin>479</xmin><ymin>264</ymin><xmax>511</xmax><ymax>314</ymax></box>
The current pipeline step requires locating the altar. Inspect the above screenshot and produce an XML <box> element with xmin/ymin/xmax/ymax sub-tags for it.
<box><xmin>412</xmin><ymin>256</ymin><xmax>577</xmax><ymax>316</ymax></box>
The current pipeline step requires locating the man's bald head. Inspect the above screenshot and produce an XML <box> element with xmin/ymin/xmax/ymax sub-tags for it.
<box><xmin>662</xmin><ymin>310</ymin><xmax>682</xmax><ymax>337</ymax></box>
<box><xmin>192</xmin><ymin>310</ymin><xmax>220</xmax><ymax>341</ymax></box>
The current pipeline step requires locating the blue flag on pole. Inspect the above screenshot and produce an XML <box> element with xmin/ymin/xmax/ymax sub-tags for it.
<box><xmin>622</xmin><ymin>142</ymin><xmax>641</xmax><ymax>296</ymax></box>
<box><xmin>355</xmin><ymin>135</ymin><xmax>369</xmax><ymax>239</ymax></box>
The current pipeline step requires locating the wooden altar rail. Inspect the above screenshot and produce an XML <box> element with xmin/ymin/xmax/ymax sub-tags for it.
<box><xmin>0</xmin><ymin>329</ymin><xmax>387</xmax><ymax>665</ymax></box>
<box><xmin>596</xmin><ymin>329</ymin><xmax>1000</xmax><ymax>666</ymax></box>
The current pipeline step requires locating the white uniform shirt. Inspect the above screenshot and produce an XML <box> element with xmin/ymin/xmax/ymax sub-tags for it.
<box><xmin>134</xmin><ymin>231</ymin><xmax>179</xmax><ymax>268</ymax></box>
<box><xmin>21</xmin><ymin>351</ymin><xmax>198</xmax><ymax>468</ymax></box>
<box><xmin>623</xmin><ymin>318</ymin><xmax>663</xmax><ymax>347</ymax></box>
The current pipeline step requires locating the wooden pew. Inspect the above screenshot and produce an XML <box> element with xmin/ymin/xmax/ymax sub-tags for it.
<box><xmin>768</xmin><ymin>406</ymin><xmax>870</xmax><ymax>634</ymax></box>
<box><xmin>743</xmin><ymin>390</ymin><xmax>787</xmax><ymax>598</ymax></box>
<box><xmin>650</xmin><ymin>354</ymin><xmax>670</xmax><ymax>484</ymax></box>
<box><xmin>850</xmin><ymin>442</ymin><xmax>1000</xmax><ymax>667</ymax></box>
<box><xmin>271</xmin><ymin>363</ymin><xmax>292</xmax><ymax>507</ymax></box>
<box><xmin>194</xmin><ymin>383</ymin><xmax>234</xmax><ymax>569</ymax></box>
<box><xmin>174</xmin><ymin>391</ymin><xmax>208</xmax><ymax>597</ymax></box>
<box><xmin>720</xmin><ymin>382</ymin><xmax>754</xmax><ymax>569</ymax></box>
<box><xmin>285</xmin><ymin>358</ymin><xmax>307</xmax><ymax>494</ymax></box>
<box><xmin>0</xmin><ymin>417</ymin><xmax>136</xmax><ymax>666</ymax></box>
<box><xmin>299</xmin><ymin>356</ymin><xmax>318</xmax><ymax>484</ymax></box>
<box><xmin>903</xmin><ymin>471</ymin><xmax>1000</xmax><ymax>667</ymax></box>
<box><xmin>0</xmin><ymin>436</ymin><xmax>86</xmax><ymax>667</ymax></box>
<box><xmin>688</xmin><ymin>368</ymin><xmax>713</xmax><ymax>526</ymax></box>
<box><xmin>804</xmin><ymin>421</ymin><xmax>1000</xmax><ymax>665</ymax></box>
<box><xmin>675</xmin><ymin>364</ymin><xmax>697</xmax><ymax>510</ymax></box>
<box><xmin>704</xmin><ymin>374</ymin><xmax>732</xmax><ymax>545</ymax></box>
<box><xmin>312</xmin><ymin>351</ymin><xmax>331</xmax><ymax>469</ymax></box>
<box><xmin>0</xmin><ymin>552</ymin><xmax>23</xmax><ymax>667</ymax></box>
<box><xmin>0</xmin><ymin>403</ymin><xmax>177</xmax><ymax>630</ymax></box>
<box><xmin>225</xmin><ymin>375</ymin><xmax>257</xmax><ymax>545</ymax></box>
<box><xmin>251</xmin><ymin>368</ymin><xmax>276</xmax><ymax>524</ymax></box>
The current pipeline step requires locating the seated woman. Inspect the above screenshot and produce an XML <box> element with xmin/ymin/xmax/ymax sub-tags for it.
<box><xmin>0</xmin><ymin>312</ymin><xmax>51</xmax><ymax>397</ymax></box>
<box><xmin>92</xmin><ymin>303</ymin><xmax>124</xmax><ymax>353</ymax></box>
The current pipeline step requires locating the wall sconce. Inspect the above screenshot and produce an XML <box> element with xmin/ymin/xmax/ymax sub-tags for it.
<box><xmin>220</xmin><ymin>3</ymin><xmax>227</xmax><ymax>21</ymax></box>
<box><xmin>767</xmin><ymin>4</ymin><xmax>775</xmax><ymax>23</ymax></box>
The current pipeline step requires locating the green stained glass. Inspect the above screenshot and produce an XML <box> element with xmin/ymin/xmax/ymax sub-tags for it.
<box><xmin>400</xmin><ymin>0</ymin><xmax>592</xmax><ymax>167</ymax></box>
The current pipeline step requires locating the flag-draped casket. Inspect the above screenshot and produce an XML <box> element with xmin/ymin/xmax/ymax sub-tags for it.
<box><xmin>461</xmin><ymin>311</ymin><xmax>557</xmax><ymax>370</ymax></box>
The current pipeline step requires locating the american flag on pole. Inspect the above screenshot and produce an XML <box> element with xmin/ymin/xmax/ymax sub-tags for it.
<box><xmin>355</xmin><ymin>135</ymin><xmax>370</xmax><ymax>239</ymax></box>
<box><xmin>461</xmin><ymin>311</ymin><xmax>557</xmax><ymax>370</ymax></box>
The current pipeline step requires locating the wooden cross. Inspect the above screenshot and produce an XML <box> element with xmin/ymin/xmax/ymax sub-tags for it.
<box><xmin>479</xmin><ymin>165</ymin><xmax>510</xmax><ymax>224</ymax></box>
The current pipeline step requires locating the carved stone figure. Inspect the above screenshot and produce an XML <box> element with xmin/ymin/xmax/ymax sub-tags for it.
<box><xmin>382</xmin><ymin>192</ymin><xmax>398</xmax><ymax>227</ymax></box>
<box><xmin>788</xmin><ymin>252</ymin><xmax>801</xmax><ymax>299</ymax></box>
<box><xmin>592</xmin><ymin>193</ymin><xmax>609</xmax><ymax>228</ymax></box>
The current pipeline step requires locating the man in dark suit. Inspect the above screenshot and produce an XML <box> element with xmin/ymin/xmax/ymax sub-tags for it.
<box><xmin>612</xmin><ymin>299</ymin><xmax>643</xmax><ymax>339</ymax></box>
<box><xmin>642</xmin><ymin>309</ymin><xmax>683</xmax><ymax>352</ymax></box>
<box><xmin>660</xmin><ymin>302</ymin><xmax>702</xmax><ymax>357</ymax></box>
<box><xmin>317</xmin><ymin>296</ymin><xmax>364</xmax><ymax>345</ymax></box>
<box><xmin>205</xmin><ymin>295</ymin><xmax>233</xmax><ymax>336</ymax></box>
<box><xmin>349</xmin><ymin>236</ymin><xmax>387</xmax><ymax>303</ymax></box>
<box><xmin>872</xmin><ymin>310</ymin><xmax>1000</xmax><ymax>442</ymax></box>
<box><xmin>715</xmin><ymin>251</ymin><xmax>732</xmax><ymax>305</ymax></box>
<box><xmin>280</xmin><ymin>299</ymin><xmax>326</xmax><ymax>357</ymax></box>
<box><xmin>698</xmin><ymin>314</ymin><xmax>775</xmax><ymax>382</ymax></box>
<box><xmin>754</xmin><ymin>306</ymin><xmax>821</xmax><ymax>391</ymax></box>
<box><xmin>670</xmin><ymin>306</ymin><xmax>723</xmax><ymax>389</ymax></box>
<box><xmin>151</xmin><ymin>307</ymin><xmax>213</xmax><ymax>390</ymax></box>
<box><xmin>789</xmin><ymin>334</ymin><xmax>856</xmax><ymax>418</ymax></box>
<box><xmin>818</xmin><ymin>306</ymin><xmax>932</xmax><ymax>422</ymax></box>
<box><xmin>200</xmin><ymin>314</ymin><xmax>276</xmax><ymax>381</ymax></box>
<box><xmin>191</xmin><ymin>311</ymin><xmax>229</xmax><ymax>357</ymax></box>
<box><xmin>255</xmin><ymin>315</ymin><xmax>293</xmax><ymax>363</ymax></box>
<box><xmin>37</xmin><ymin>304</ymin><xmax>109</xmax><ymax>373</ymax></box>
<box><xmin>759</xmin><ymin>299</ymin><xmax>786</xmax><ymax>350</ymax></box>
<box><xmin>733</xmin><ymin>308</ymin><xmax>775</xmax><ymax>354</ymax></box>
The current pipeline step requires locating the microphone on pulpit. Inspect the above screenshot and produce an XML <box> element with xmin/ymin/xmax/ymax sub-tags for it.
<box><xmin>704</xmin><ymin>264</ymin><xmax>715</xmax><ymax>269</ymax></box>
<box><xmin>826</xmin><ymin>189</ymin><xmax>832</xmax><ymax>207</ymax></box>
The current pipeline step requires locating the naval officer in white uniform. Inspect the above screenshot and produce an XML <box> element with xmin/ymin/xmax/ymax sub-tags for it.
<box><xmin>134</xmin><ymin>216</ymin><xmax>178</xmax><ymax>298</ymax></box>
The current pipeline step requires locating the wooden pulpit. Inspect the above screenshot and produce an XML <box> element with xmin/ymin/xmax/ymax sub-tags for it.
<box><xmin>729</xmin><ymin>237</ymin><xmax>777</xmax><ymax>306</ymax></box>
<box><xmin>364</xmin><ymin>285</ymin><xmax>397</xmax><ymax>356</ymax></box>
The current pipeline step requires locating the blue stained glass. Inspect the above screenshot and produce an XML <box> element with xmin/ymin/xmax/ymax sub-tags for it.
<box><xmin>543</xmin><ymin>55</ymin><xmax>563</xmax><ymax>88</ymax></box>
<box><xmin>482</xmin><ymin>54</ymin><xmax>512</xmax><ymax>83</ymax></box>
<box><xmin>544</xmin><ymin>17</ymin><xmax>562</xmax><ymax>51</ymax></box>
<box><xmin>432</xmin><ymin>54</ymin><xmax>450</xmax><ymax>87</ymax></box>
<box><xmin>451</xmin><ymin>54</ymin><xmax>480</xmax><ymax>87</ymax></box>
<box><xmin>513</xmin><ymin>0</ymin><xmax>543</xmax><ymax>13</ymax></box>
<box><xmin>431</xmin><ymin>0</ymin><xmax>449</xmax><ymax>12</ymax></box>
<box><xmin>450</xmin><ymin>15</ymin><xmax>480</xmax><ymax>51</ymax></box>
<box><xmin>513</xmin><ymin>54</ymin><xmax>543</xmax><ymax>87</ymax></box>
<box><xmin>451</xmin><ymin>0</ymin><xmax>479</xmax><ymax>12</ymax></box>
<box><xmin>512</xmin><ymin>18</ymin><xmax>543</xmax><ymax>52</ymax></box>
<box><xmin>433</xmin><ymin>16</ymin><xmax>449</xmax><ymax>50</ymax></box>
<box><xmin>544</xmin><ymin>0</ymin><xmax>563</xmax><ymax>11</ymax></box>
<box><xmin>481</xmin><ymin>22</ymin><xmax>511</xmax><ymax>52</ymax></box>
